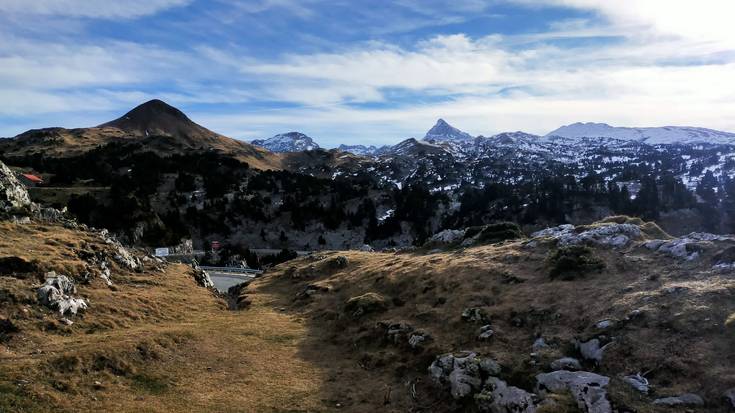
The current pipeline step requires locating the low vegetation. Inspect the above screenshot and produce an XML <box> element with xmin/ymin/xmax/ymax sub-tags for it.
<box><xmin>548</xmin><ymin>245</ymin><xmax>606</xmax><ymax>280</ymax></box>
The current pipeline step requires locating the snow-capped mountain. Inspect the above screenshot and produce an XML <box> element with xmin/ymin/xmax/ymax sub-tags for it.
<box><xmin>547</xmin><ymin>122</ymin><xmax>735</xmax><ymax>145</ymax></box>
<box><xmin>424</xmin><ymin>119</ymin><xmax>474</xmax><ymax>142</ymax></box>
<box><xmin>252</xmin><ymin>132</ymin><xmax>320</xmax><ymax>152</ymax></box>
<box><xmin>337</xmin><ymin>144</ymin><xmax>388</xmax><ymax>156</ymax></box>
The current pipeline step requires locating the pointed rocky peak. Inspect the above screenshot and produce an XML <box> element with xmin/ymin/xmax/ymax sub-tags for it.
<box><xmin>424</xmin><ymin>118</ymin><xmax>473</xmax><ymax>142</ymax></box>
<box><xmin>252</xmin><ymin>132</ymin><xmax>320</xmax><ymax>153</ymax></box>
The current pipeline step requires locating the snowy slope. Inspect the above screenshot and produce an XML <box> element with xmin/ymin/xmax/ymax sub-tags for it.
<box><xmin>337</xmin><ymin>144</ymin><xmax>389</xmax><ymax>156</ymax></box>
<box><xmin>547</xmin><ymin>122</ymin><xmax>735</xmax><ymax>145</ymax></box>
<box><xmin>252</xmin><ymin>132</ymin><xmax>320</xmax><ymax>152</ymax></box>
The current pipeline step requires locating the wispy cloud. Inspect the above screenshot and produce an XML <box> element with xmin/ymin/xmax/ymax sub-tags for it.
<box><xmin>0</xmin><ymin>0</ymin><xmax>192</xmax><ymax>19</ymax></box>
<box><xmin>0</xmin><ymin>0</ymin><xmax>734</xmax><ymax>145</ymax></box>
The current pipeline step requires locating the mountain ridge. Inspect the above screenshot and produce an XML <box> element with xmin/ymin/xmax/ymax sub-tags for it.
<box><xmin>0</xmin><ymin>99</ymin><xmax>281</xmax><ymax>170</ymax></box>
<box><xmin>547</xmin><ymin>122</ymin><xmax>735</xmax><ymax>144</ymax></box>
<box><xmin>252</xmin><ymin>132</ymin><xmax>320</xmax><ymax>153</ymax></box>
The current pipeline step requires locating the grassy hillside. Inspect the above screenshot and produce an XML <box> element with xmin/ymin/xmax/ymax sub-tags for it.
<box><xmin>2</xmin><ymin>218</ymin><xmax>735</xmax><ymax>411</ymax></box>
<box><xmin>0</xmin><ymin>221</ymin><xmax>331</xmax><ymax>412</ymax></box>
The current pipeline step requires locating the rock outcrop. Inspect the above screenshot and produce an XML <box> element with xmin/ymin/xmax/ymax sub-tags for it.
<box><xmin>475</xmin><ymin>377</ymin><xmax>536</xmax><ymax>413</ymax></box>
<box><xmin>532</xmin><ymin>223</ymin><xmax>641</xmax><ymax>248</ymax></box>
<box><xmin>0</xmin><ymin>161</ymin><xmax>32</xmax><ymax>213</ymax></box>
<box><xmin>577</xmin><ymin>338</ymin><xmax>612</xmax><ymax>363</ymax></box>
<box><xmin>190</xmin><ymin>262</ymin><xmax>214</xmax><ymax>289</ymax></box>
<box><xmin>536</xmin><ymin>370</ymin><xmax>611</xmax><ymax>413</ymax></box>
<box><xmin>644</xmin><ymin>232</ymin><xmax>732</xmax><ymax>260</ymax></box>
<box><xmin>429</xmin><ymin>352</ymin><xmax>484</xmax><ymax>399</ymax></box>
<box><xmin>622</xmin><ymin>374</ymin><xmax>649</xmax><ymax>394</ymax></box>
<box><xmin>653</xmin><ymin>393</ymin><xmax>705</xmax><ymax>407</ymax></box>
<box><xmin>550</xmin><ymin>357</ymin><xmax>582</xmax><ymax>371</ymax></box>
<box><xmin>428</xmin><ymin>229</ymin><xmax>466</xmax><ymax>245</ymax></box>
<box><xmin>37</xmin><ymin>273</ymin><xmax>88</xmax><ymax>316</ymax></box>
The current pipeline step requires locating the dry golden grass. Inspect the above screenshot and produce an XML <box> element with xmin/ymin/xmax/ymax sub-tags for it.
<box><xmin>249</xmin><ymin>235</ymin><xmax>735</xmax><ymax>412</ymax></box>
<box><xmin>3</xmin><ymin>219</ymin><xmax>735</xmax><ymax>412</ymax></box>
<box><xmin>0</xmin><ymin>222</ymin><xmax>330</xmax><ymax>412</ymax></box>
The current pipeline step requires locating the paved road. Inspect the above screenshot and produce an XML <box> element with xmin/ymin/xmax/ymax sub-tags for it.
<box><xmin>208</xmin><ymin>272</ymin><xmax>255</xmax><ymax>293</ymax></box>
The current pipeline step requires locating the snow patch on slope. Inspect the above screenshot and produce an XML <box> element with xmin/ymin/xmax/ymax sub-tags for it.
<box><xmin>547</xmin><ymin>122</ymin><xmax>735</xmax><ymax>145</ymax></box>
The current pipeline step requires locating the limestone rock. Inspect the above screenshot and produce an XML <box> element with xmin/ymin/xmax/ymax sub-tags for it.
<box><xmin>479</xmin><ymin>359</ymin><xmax>502</xmax><ymax>377</ymax></box>
<box><xmin>622</xmin><ymin>374</ymin><xmax>649</xmax><ymax>394</ymax></box>
<box><xmin>100</xmin><ymin>231</ymin><xmax>141</xmax><ymax>270</ymax></box>
<box><xmin>653</xmin><ymin>393</ymin><xmax>704</xmax><ymax>407</ymax></box>
<box><xmin>408</xmin><ymin>331</ymin><xmax>431</xmax><ymax>349</ymax></box>
<box><xmin>0</xmin><ymin>161</ymin><xmax>32</xmax><ymax>212</ymax></box>
<box><xmin>532</xmin><ymin>223</ymin><xmax>640</xmax><ymax>248</ymax></box>
<box><xmin>550</xmin><ymin>357</ymin><xmax>582</xmax><ymax>371</ymax></box>
<box><xmin>37</xmin><ymin>273</ymin><xmax>88</xmax><ymax>316</ymax></box>
<box><xmin>577</xmin><ymin>338</ymin><xmax>612</xmax><ymax>363</ymax></box>
<box><xmin>536</xmin><ymin>370</ymin><xmax>611</xmax><ymax>413</ymax></box>
<box><xmin>644</xmin><ymin>232</ymin><xmax>729</xmax><ymax>261</ymax></box>
<box><xmin>429</xmin><ymin>229</ymin><xmax>466</xmax><ymax>245</ymax></box>
<box><xmin>190</xmin><ymin>262</ymin><xmax>214</xmax><ymax>289</ymax></box>
<box><xmin>532</xmin><ymin>337</ymin><xmax>549</xmax><ymax>351</ymax></box>
<box><xmin>477</xmin><ymin>325</ymin><xmax>494</xmax><ymax>341</ymax></box>
<box><xmin>475</xmin><ymin>377</ymin><xmax>536</xmax><ymax>413</ymax></box>
<box><xmin>429</xmin><ymin>352</ymin><xmax>483</xmax><ymax>399</ymax></box>
<box><xmin>377</xmin><ymin>321</ymin><xmax>431</xmax><ymax>349</ymax></box>
<box><xmin>462</xmin><ymin>307</ymin><xmax>490</xmax><ymax>323</ymax></box>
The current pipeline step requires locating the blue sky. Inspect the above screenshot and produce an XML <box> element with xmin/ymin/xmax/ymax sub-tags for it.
<box><xmin>1</xmin><ymin>0</ymin><xmax>735</xmax><ymax>147</ymax></box>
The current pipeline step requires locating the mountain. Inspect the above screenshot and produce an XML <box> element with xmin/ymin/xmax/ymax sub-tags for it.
<box><xmin>252</xmin><ymin>132</ymin><xmax>320</xmax><ymax>153</ymax></box>
<box><xmin>0</xmin><ymin>100</ymin><xmax>280</xmax><ymax>170</ymax></box>
<box><xmin>337</xmin><ymin>144</ymin><xmax>387</xmax><ymax>156</ymax></box>
<box><xmin>100</xmin><ymin>99</ymin><xmax>210</xmax><ymax>139</ymax></box>
<box><xmin>547</xmin><ymin>122</ymin><xmax>735</xmax><ymax>145</ymax></box>
<box><xmin>423</xmin><ymin>118</ymin><xmax>474</xmax><ymax>142</ymax></box>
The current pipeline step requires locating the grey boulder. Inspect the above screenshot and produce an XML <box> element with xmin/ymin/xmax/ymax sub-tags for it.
<box><xmin>536</xmin><ymin>370</ymin><xmax>611</xmax><ymax>413</ymax></box>
<box><xmin>429</xmin><ymin>352</ymin><xmax>483</xmax><ymax>399</ymax></box>
<box><xmin>0</xmin><ymin>161</ymin><xmax>32</xmax><ymax>212</ymax></box>
<box><xmin>550</xmin><ymin>357</ymin><xmax>582</xmax><ymax>371</ymax></box>
<box><xmin>475</xmin><ymin>377</ymin><xmax>536</xmax><ymax>413</ymax></box>
<box><xmin>653</xmin><ymin>393</ymin><xmax>704</xmax><ymax>407</ymax></box>
<box><xmin>37</xmin><ymin>273</ymin><xmax>88</xmax><ymax>316</ymax></box>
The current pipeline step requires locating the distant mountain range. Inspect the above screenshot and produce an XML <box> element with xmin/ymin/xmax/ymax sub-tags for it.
<box><xmin>245</xmin><ymin>118</ymin><xmax>735</xmax><ymax>157</ymax></box>
<box><xmin>546</xmin><ymin>122</ymin><xmax>735</xmax><ymax>145</ymax></box>
<box><xmin>252</xmin><ymin>132</ymin><xmax>320</xmax><ymax>153</ymax></box>
<box><xmin>5</xmin><ymin>98</ymin><xmax>735</xmax><ymax>250</ymax></box>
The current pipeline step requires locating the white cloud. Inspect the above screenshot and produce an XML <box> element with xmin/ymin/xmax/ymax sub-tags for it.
<box><xmin>0</xmin><ymin>0</ymin><xmax>191</xmax><ymax>19</ymax></box>
<box><xmin>2</xmin><ymin>0</ymin><xmax>735</xmax><ymax>145</ymax></box>
<box><xmin>516</xmin><ymin>0</ymin><xmax>735</xmax><ymax>48</ymax></box>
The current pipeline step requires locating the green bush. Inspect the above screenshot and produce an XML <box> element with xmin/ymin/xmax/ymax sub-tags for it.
<box><xmin>548</xmin><ymin>245</ymin><xmax>605</xmax><ymax>280</ymax></box>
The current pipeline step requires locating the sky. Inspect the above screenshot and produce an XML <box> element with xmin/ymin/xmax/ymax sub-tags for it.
<box><xmin>1</xmin><ymin>0</ymin><xmax>735</xmax><ymax>147</ymax></box>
